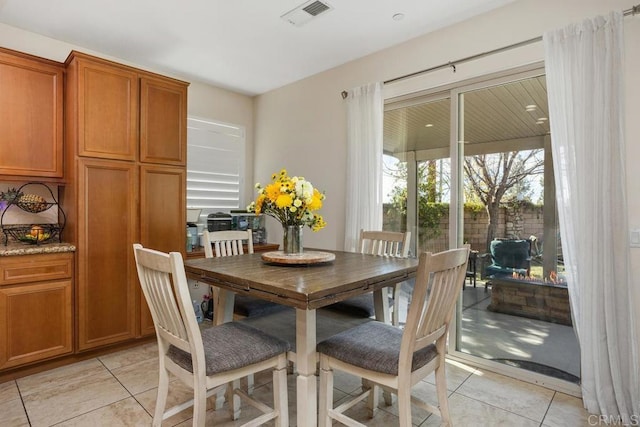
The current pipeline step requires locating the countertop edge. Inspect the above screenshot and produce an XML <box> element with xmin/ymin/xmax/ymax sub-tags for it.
<box><xmin>0</xmin><ymin>243</ymin><xmax>77</xmax><ymax>256</ymax></box>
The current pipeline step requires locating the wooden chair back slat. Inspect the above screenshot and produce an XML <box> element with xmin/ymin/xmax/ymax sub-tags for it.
<box><xmin>203</xmin><ymin>230</ymin><xmax>254</xmax><ymax>258</ymax></box>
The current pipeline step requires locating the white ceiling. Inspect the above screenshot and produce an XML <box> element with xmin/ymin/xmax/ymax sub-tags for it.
<box><xmin>0</xmin><ymin>0</ymin><xmax>515</xmax><ymax>95</ymax></box>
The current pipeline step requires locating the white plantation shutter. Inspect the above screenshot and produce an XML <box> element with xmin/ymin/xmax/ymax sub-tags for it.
<box><xmin>187</xmin><ymin>117</ymin><xmax>245</xmax><ymax>210</ymax></box>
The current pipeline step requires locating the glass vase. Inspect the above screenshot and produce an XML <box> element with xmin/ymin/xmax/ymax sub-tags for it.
<box><xmin>283</xmin><ymin>225</ymin><xmax>303</xmax><ymax>254</ymax></box>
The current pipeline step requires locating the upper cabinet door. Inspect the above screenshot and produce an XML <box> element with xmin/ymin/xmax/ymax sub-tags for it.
<box><xmin>139</xmin><ymin>75</ymin><xmax>188</xmax><ymax>166</ymax></box>
<box><xmin>74</xmin><ymin>57</ymin><xmax>139</xmax><ymax>161</ymax></box>
<box><xmin>0</xmin><ymin>49</ymin><xmax>64</xmax><ymax>178</ymax></box>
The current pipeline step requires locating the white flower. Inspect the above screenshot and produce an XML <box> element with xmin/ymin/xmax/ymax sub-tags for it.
<box><xmin>295</xmin><ymin>180</ymin><xmax>314</xmax><ymax>200</ymax></box>
<box><xmin>293</xmin><ymin>199</ymin><xmax>302</xmax><ymax>207</ymax></box>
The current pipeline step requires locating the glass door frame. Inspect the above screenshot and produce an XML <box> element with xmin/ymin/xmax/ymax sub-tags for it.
<box><xmin>386</xmin><ymin>63</ymin><xmax>581</xmax><ymax>396</ymax></box>
<box><xmin>446</xmin><ymin>66</ymin><xmax>580</xmax><ymax>396</ymax></box>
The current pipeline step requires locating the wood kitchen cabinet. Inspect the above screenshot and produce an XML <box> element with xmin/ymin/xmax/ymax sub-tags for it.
<box><xmin>140</xmin><ymin>76</ymin><xmax>187</xmax><ymax>165</ymax></box>
<box><xmin>75</xmin><ymin>159</ymin><xmax>138</xmax><ymax>349</ymax></box>
<box><xmin>0</xmin><ymin>253</ymin><xmax>73</xmax><ymax>369</ymax></box>
<box><xmin>68</xmin><ymin>55</ymin><xmax>138</xmax><ymax>161</ymax></box>
<box><xmin>139</xmin><ymin>164</ymin><xmax>186</xmax><ymax>335</ymax></box>
<box><xmin>64</xmin><ymin>51</ymin><xmax>188</xmax><ymax>349</ymax></box>
<box><xmin>0</xmin><ymin>47</ymin><xmax>64</xmax><ymax>179</ymax></box>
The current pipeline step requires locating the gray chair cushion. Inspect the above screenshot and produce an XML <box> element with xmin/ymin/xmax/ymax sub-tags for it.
<box><xmin>167</xmin><ymin>322</ymin><xmax>290</xmax><ymax>376</ymax></box>
<box><xmin>317</xmin><ymin>321</ymin><xmax>437</xmax><ymax>375</ymax></box>
<box><xmin>325</xmin><ymin>293</ymin><xmax>395</xmax><ymax>318</ymax></box>
<box><xmin>234</xmin><ymin>294</ymin><xmax>289</xmax><ymax>318</ymax></box>
<box><xmin>325</xmin><ymin>294</ymin><xmax>376</xmax><ymax>317</ymax></box>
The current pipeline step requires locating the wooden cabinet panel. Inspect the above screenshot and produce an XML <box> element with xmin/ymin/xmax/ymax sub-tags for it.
<box><xmin>139</xmin><ymin>164</ymin><xmax>186</xmax><ymax>335</ymax></box>
<box><xmin>0</xmin><ymin>48</ymin><xmax>63</xmax><ymax>178</ymax></box>
<box><xmin>0</xmin><ymin>253</ymin><xmax>73</xmax><ymax>285</ymax></box>
<box><xmin>77</xmin><ymin>159</ymin><xmax>138</xmax><ymax>350</ymax></box>
<box><xmin>139</xmin><ymin>76</ymin><xmax>187</xmax><ymax>166</ymax></box>
<box><xmin>0</xmin><ymin>252</ymin><xmax>73</xmax><ymax>370</ymax></box>
<box><xmin>0</xmin><ymin>280</ymin><xmax>73</xmax><ymax>369</ymax></box>
<box><xmin>140</xmin><ymin>164</ymin><xmax>186</xmax><ymax>254</ymax></box>
<box><xmin>73</xmin><ymin>55</ymin><xmax>138</xmax><ymax>161</ymax></box>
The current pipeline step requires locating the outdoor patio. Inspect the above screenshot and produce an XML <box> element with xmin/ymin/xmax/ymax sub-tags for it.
<box><xmin>396</xmin><ymin>279</ymin><xmax>581</xmax><ymax>383</ymax></box>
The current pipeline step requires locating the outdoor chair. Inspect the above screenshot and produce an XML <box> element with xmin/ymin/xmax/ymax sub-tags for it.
<box><xmin>317</xmin><ymin>245</ymin><xmax>470</xmax><ymax>427</ymax></box>
<box><xmin>133</xmin><ymin>243</ymin><xmax>290</xmax><ymax>427</ymax></box>
<box><xmin>484</xmin><ymin>238</ymin><xmax>532</xmax><ymax>279</ymax></box>
<box><xmin>327</xmin><ymin>229</ymin><xmax>411</xmax><ymax>326</ymax></box>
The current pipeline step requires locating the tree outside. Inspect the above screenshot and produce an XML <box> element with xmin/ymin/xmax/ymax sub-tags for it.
<box><xmin>384</xmin><ymin>149</ymin><xmax>544</xmax><ymax>252</ymax></box>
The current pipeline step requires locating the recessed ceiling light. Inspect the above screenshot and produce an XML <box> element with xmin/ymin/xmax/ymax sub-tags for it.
<box><xmin>425</xmin><ymin>123</ymin><xmax>433</xmax><ymax>128</ymax></box>
<box><xmin>536</xmin><ymin>120</ymin><xmax>545</xmax><ymax>125</ymax></box>
<box><xmin>525</xmin><ymin>104</ymin><xmax>537</xmax><ymax>111</ymax></box>
<box><xmin>538</xmin><ymin>117</ymin><xmax>548</xmax><ymax>121</ymax></box>
<box><xmin>392</xmin><ymin>13</ymin><xmax>405</xmax><ymax>21</ymax></box>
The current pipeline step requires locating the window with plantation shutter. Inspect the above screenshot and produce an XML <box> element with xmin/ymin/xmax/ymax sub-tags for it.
<box><xmin>186</xmin><ymin>117</ymin><xmax>245</xmax><ymax>212</ymax></box>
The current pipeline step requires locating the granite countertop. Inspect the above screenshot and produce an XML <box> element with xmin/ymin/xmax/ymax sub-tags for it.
<box><xmin>0</xmin><ymin>242</ymin><xmax>76</xmax><ymax>256</ymax></box>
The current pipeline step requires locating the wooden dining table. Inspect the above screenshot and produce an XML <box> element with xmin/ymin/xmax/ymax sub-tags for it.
<box><xmin>184</xmin><ymin>250</ymin><xmax>418</xmax><ymax>427</ymax></box>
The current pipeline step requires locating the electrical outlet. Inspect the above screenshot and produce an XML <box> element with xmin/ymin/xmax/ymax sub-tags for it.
<box><xmin>631</xmin><ymin>229</ymin><xmax>640</xmax><ymax>248</ymax></box>
<box><xmin>193</xmin><ymin>281</ymin><xmax>199</xmax><ymax>289</ymax></box>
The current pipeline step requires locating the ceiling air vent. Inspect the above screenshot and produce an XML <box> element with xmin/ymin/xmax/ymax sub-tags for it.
<box><xmin>281</xmin><ymin>0</ymin><xmax>333</xmax><ymax>27</ymax></box>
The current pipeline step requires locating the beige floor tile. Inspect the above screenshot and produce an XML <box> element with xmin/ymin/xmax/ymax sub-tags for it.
<box><xmin>332</xmin><ymin>370</ymin><xmax>364</xmax><ymax>395</ymax></box>
<box><xmin>422</xmin><ymin>359</ymin><xmax>476</xmax><ymax>391</ymax></box>
<box><xmin>542</xmin><ymin>392</ymin><xmax>592</xmax><ymax>427</ymax></box>
<box><xmin>17</xmin><ymin>358</ymin><xmax>107</xmax><ymax>397</ymax></box>
<box><xmin>109</xmin><ymin>357</ymin><xmax>159</xmax><ymax>395</ymax></box>
<box><xmin>0</xmin><ymin>398</ymin><xmax>30</xmax><ymax>426</ymax></box>
<box><xmin>421</xmin><ymin>392</ymin><xmax>540</xmax><ymax>426</ymax></box>
<box><xmin>19</xmin><ymin>364</ymin><xmax>130</xmax><ymax>427</ymax></box>
<box><xmin>380</xmin><ymin>380</ymin><xmax>443</xmax><ymax>425</ymax></box>
<box><xmin>55</xmin><ymin>397</ymin><xmax>152</xmax><ymax>427</ymax></box>
<box><xmin>135</xmin><ymin>378</ymin><xmax>221</xmax><ymax>426</ymax></box>
<box><xmin>455</xmin><ymin>369</ymin><xmax>554</xmax><ymax>422</ymax></box>
<box><xmin>337</xmin><ymin>400</ymin><xmax>400</xmax><ymax>426</ymax></box>
<box><xmin>99</xmin><ymin>342</ymin><xmax>158</xmax><ymax>371</ymax></box>
<box><xmin>0</xmin><ymin>380</ymin><xmax>20</xmax><ymax>403</ymax></box>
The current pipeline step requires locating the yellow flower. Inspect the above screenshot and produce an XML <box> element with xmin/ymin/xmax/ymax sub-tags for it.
<box><xmin>265</xmin><ymin>183</ymin><xmax>280</xmax><ymax>201</ymax></box>
<box><xmin>308</xmin><ymin>189</ymin><xmax>323</xmax><ymax>211</ymax></box>
<box><xmin>248</xmin><ymin>169</ymin><xmax>327</xmax><ymax>231</ymax></box>
<box><xmin>276</xmin><ymin>194</ymin><xmax>293</xmax><ymax>208</ymax></box>
<box><xmin>255</xmin><ymin>194</ymin><xmax>266</xmax><ymax>214</ymax></box>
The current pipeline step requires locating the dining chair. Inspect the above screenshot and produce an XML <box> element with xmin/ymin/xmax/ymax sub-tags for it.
<box><xmin>203</xmin><ymin>229</ymin><xmax>287</xmax><ymax>319</ymax></box>
<box><xmin>317</xmin><ymin>245</ymin><xmax>470</xmax><ymax>427</ymax></box>
<box><xmin>133</xmin><ymin>243</ymin><xmax>290</xmax><ymax>427</ymax></box>
<box><xmin>328</xmin><ymin>229</ymin><xmax>411</xmax><ymax>326</ymax></box>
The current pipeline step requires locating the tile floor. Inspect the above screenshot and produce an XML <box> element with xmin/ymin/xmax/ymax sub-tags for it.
<box><xmin>0</xmin><ymin>340</ymin><xmax>593</xmax><ymax>426</ymax></box>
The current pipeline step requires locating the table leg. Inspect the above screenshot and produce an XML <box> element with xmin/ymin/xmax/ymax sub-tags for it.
<box><xmin>372</xmin><ymin>288</ymin><xmax>390</xmax><ymax>324</ymax></box>
<box><xmin>213</xmin><ymin>288</ymin><xmax>236</xmax><ymax>410</ymax></box>
<box><xmin>373</xmin><ymin>288</ymin><xmax>393</xmax><ymax>406</ymax></box>
<box><xmin>214</xmin><ymin>288</ymin><xmax>235</xmax><ymax>325</ymax></box>
<box><xmin>296</xmin><ymin>308</ymin><xmax>317</xmax><ymax>427</ymax></box>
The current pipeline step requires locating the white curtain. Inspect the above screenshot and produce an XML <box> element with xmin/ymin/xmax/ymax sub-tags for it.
<box><xmin>544</xmin><ymin>11</ymin><xmax>639</xmax><ymax>422</ymax></box>
<box><xmin>343</xmin><ymin>82</ymin><xmax>384</xmax><ymax>252</ymax></box>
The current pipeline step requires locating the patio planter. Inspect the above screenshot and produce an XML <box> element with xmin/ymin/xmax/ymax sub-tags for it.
<box><xmin>488</xmin><ymin>277</ymin><xmax>572</xmax><ymax>326</ymax></box>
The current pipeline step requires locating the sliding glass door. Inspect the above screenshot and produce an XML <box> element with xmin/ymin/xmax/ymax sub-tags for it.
<box><xmin>383</xmin><ymin>67</ymin><xmax>580</xmax><ymax>391</ymax></box>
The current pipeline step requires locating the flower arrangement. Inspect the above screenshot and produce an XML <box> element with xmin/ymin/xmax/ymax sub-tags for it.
<box><xmin>247</xmin><ymin>169</ymin><xmax>326</xmax><ymax>231</ymax></box>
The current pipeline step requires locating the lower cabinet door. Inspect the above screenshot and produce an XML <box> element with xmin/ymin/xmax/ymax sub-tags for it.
<box><xmin>0</xmin><ymin>280</ymin><xmax>73</xmax><ymax>369</ymax></box>
<box><xmin>77</xmin><ymin>159</ymin><xmax>138</xmax><ymax>349</ymax></box>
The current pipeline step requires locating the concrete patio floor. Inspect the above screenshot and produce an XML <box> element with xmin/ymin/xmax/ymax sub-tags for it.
<box><xmin>397</xmin><ymin>280</ymin><xmax>581</xmax><ymax>382</ymax></box>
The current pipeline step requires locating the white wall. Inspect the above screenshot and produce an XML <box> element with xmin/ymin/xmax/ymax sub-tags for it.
<box><xmin>254</xmin><ymin>0</ymin><xmax>640</xmax><ymax>362</ymax></box>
